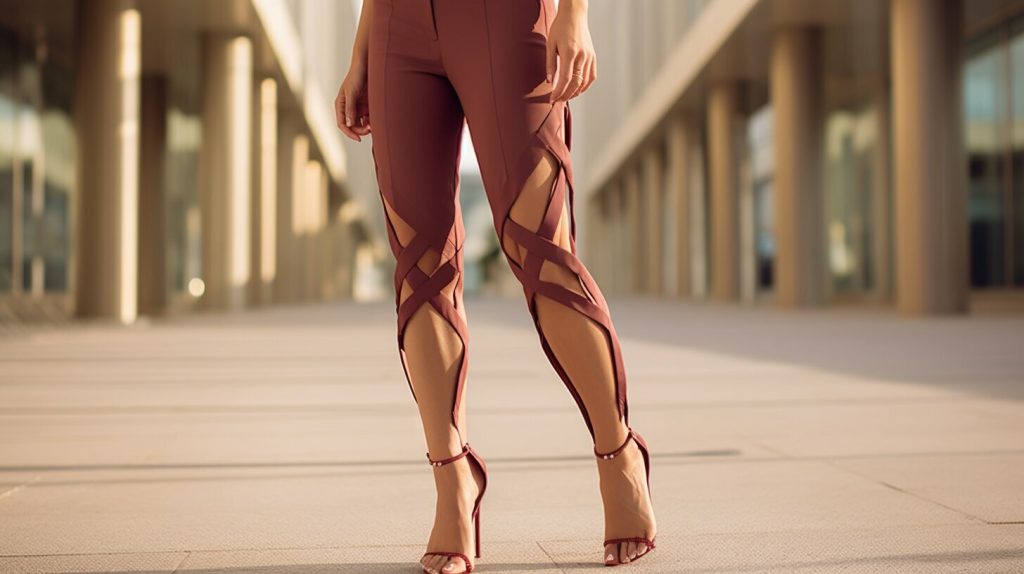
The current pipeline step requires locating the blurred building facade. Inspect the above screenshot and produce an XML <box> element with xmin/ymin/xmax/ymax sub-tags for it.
<box><xmin>575</xmin><ymin>0</ymin><xmax>1024</xmax><ymax>315</ymax></box>
<box><xmin>0</xmin><ymin>0</ymin><xmax>384</xmax><ymax>324</ymax></box>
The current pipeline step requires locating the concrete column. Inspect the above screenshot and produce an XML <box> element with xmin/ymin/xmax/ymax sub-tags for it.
<box><xmin>73</xmin><ymin>0</ymin><xmax>141</xmax><ymax>322</ymax></box>
<box><xmin>690</xmin><ymin>125</ymin><xmax>709</xmax><ymax>300</ymax></box>
<box><xmin>642</xmin><ymin>145</ymin><xmax>664</xmax><ymax>295</ymax></box>
<box><xmin>872</xmin><ymin>85</ymin><xmax>894</xmax><ymax>303</ymax></box>
<box><xmin>771</xmin><ymin>27</ymin><xmax>826</xmax><ymax>307</ymax></box>
<box><xmin>583</xmin><ymin>193</ymin><xmax>603</xmax><ymax>284</ymax></box>
<box><xmin>603</xmin><ymin>180</ymin><xmax>622</xmax><ymax>294</ymax></box>
<box><xmin>199</xmin><ymin>34</ymin><xmax>253</xmax><ymax>311</ymax></box>
<box><xmin>625</xmin><ymin>166</ymin><xmax>644</xmax><ymax>293</ymax></box>
<box><xmin>273</xmin><ymin>117</ymin><xmax>301</xmax><ymax>304</ymax></box>
<box><xmin>666</xmin><ymin>115</ymin><xmax>690</xmax><ymax>298</ymax></box>
<box><xmin>248</xmin><ymin>78</ymin><xmax>278</xmax><ymax>307</ymax></box>
<box><xmin>890</xmin><ymin>0</ymin><xmax>967</xmax><ymax>314</ymax></box>
<box><xmin>707</xmin><ymin>82</ymin><xmax>741</xmax><ymax>301</ymax></box>
<box><xmin>303</xmin><ymin>159</ymin><xmax>324</xmax><ymax>302</ymax></box>
<box><xmin>138</xmin><ymin>75</ymin><xmax>167</xmax><ymax>317</ymax></box>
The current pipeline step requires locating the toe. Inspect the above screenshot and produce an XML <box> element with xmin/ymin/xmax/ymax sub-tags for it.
<box><xmin>637</xmin><ymin>542</ymin><xmax>649</xmax><ymax>556</ymax></box>
<box><xmin>604</xmin><ymin>543</ymin><xmax>618</xmax><ymax>565</ymax></box>
<box><xmin>442</xmin><ymin>557</ymin><xmax>466</xmax><ymax>573</ymax></box>
<box><xmin>618</xmin><ymin>542</ymin><xmax>630</xmax><ymax>564</ymax></box>
<box><xmin>426</xmin><ymin>556</ymin><xmax>443</xmax><ymax>573</ymax></box>
<box><xmin>627</xmin><ymin>541</ymin><xmax>637</xmax><ymax>560</ymax></box>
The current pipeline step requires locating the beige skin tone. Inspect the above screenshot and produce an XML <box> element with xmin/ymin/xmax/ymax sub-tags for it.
<box><xmin>335</xmin><ymin>1</ymin><xmax>655</xmax><ymax>572</ymax></box>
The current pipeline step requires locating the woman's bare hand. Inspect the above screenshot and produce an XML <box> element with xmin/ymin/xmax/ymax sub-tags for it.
<box><xmin>335</xmin><ymin>60</ymin><xmax>371</xmax><ymax>142</ymax></box>
<box><xmin>546</xmin><ymin>0</ymin><xmax>596</xmax><ymax>102</ymax></box>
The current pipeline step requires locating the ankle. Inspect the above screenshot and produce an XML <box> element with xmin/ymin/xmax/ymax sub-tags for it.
<box><xmin>594</xmin><ymin>425</ymin><xmax>634</xmax><ymax>459</ymax></box>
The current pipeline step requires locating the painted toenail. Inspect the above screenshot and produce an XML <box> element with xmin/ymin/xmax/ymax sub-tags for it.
<box><xmin>606</xmin><ymin>553</ymin><xmax>615</xmax><ymax>562</ymax></box>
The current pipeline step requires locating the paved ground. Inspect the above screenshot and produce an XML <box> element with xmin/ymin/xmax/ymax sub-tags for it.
<box><xmin>1</xmin><ymin>296</ymin><xmax>1023</xmax><ymax>573</ymax></box>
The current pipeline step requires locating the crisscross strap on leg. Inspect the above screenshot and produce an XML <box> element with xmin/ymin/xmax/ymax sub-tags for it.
<box><xmin>384</xmin><ymin>217</ymin><xmax>470</xmax><ymax>429</ymax></box>
<box><xmin>496</xmin><ymin>100</ymin><xmax>630</xmax><ymax>440</ymax></box>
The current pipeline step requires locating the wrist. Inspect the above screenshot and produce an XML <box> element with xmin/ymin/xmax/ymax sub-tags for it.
<box><xmin>558</xmin><ymin>0</ymin><xmax>588</xmax><ymax>15</ymax></box>
<box><xmin>351</xmin><ymin>47</ymin><xmax>368</xmax><ymax>68</ymax></box>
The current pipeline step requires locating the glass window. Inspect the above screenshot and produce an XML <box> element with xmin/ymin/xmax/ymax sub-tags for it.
<box><xmin>747</xmin><ymin>105</ymin><xmax>774</xmax><ymax>291</ymax></box>
<box><xmin>1011</xmin><ymin>16</ymin><xmax>1024</xmax><ymax>285</ymax></box>
<box><xmin>825</xmin><ymin>106</ymin><xmax>877</xmax><ymax>295</ymax></box>
<box><xmin>0</xmin><ymin>29</ymin><xmax>14</xmax><ymax>293</ymax></box>
<box><xmin>964</xmin><ymin>30</ymin><xmax>1008</xmax><ymax>288</ymax></box>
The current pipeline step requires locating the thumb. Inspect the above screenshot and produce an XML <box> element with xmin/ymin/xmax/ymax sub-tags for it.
<box><xmin>546</xmin><ymin>39</ymin><xmax>557</xmax><ymax>84</ymax></box>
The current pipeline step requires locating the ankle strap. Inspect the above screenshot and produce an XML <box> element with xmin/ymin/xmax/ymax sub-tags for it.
<box><xmin>595</xmin><ymin>428</ymin><xmax>635</xmax><ymax>460</ymax></box>
<box><xmin>426</xmin><ymin>443</ymin><xmax>471</xmax><ymax>467</ymax></box>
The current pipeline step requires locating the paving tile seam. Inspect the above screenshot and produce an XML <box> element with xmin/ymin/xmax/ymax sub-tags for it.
<box><xmin>0</xmin><ymin>476</ymin><xmax>40</xmax><ymax>502</ymax></box>
<box><xmin>3</xmin><ymin>449</ymin><xmax>1023</xmax><ymax>477</ymax></box>
<box><xmin>169</xmin><ymin>551</ymin><xmax>190</xmax><ymax>574</ymax></box>
<box><xmin>822</xmin><ymin>460</ymin><xmax>989</xmax><ymax>524</ymax></box>
<box><xmin>533</xmin><ymin>541</ymin><xmax>568</xmax><ymax>574</ymax></box>
<box><xmin>0</xmin><ymin>539</ymin><xmax>606</xmax><ymax>559</ymax></box>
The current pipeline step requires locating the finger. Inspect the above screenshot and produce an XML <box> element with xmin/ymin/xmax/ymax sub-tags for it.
<box><xmin>334</xmin><ymin>85</ymin><xmax>346</xmax><ymax>130</ymax></box>
<box><xmin>567</xmin><ymin>55</ymin><xmax>589</xmax><ymax>100</ymax></box>
<box><xmin>552</xmin><ymin>50</ymin><xmax>581</xmax><ymax>102</ymax></box>
<box><xmin>352</xmin><ymin>114</ymin><xmax>371</xmax><ymax>135</ymax></box>
<box><xmin>545</xmin><ymin>34</ymin><xmax>557</xmax><ymax>84</ymax></box>
<box><xmin>559</xmin><ymin>71</ymin><xmax>583</xmax><ymax>102</ymax></box>
<box><xmin>581</xmin><ymin>56</ymin><xmax>596</xmax><ymax>95</ymax></box>
<box><xmin>336</xmin><ymin>104</ymin><xmax>359</xmax><ymax>141</ymax></box>
<box><xmin>344</xmin><ymin>89</ymin><xmax>357</xmax><ymax>129</ymax></box>
<box><xmin>550</xmin><ymin>46</ymin><xmax>569</xmax><ymax>101</ymax></box>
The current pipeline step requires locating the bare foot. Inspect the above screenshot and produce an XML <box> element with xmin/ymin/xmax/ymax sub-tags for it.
<box><xmin>596</xmin><ymin>438</ymin><xmax>657</xmax><ymax>565</ymax></box>
<box><xmin>419</xmin><ymin>456</ymin><xmax>485</xmax><ymax>574</ymax></box>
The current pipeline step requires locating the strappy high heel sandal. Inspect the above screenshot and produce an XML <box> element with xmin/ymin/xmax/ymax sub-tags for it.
<box><xmin>595</xmin><ymin>427</ymin><xmax>656</xmax><ymax>567</ymax></box>
<box><xmin>421</xmin><ymin>443</ymin><xmax>489</xmax><ymax>574</ymax></box>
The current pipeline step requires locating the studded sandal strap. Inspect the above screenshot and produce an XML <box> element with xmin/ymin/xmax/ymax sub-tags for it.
<box><xmin>426</xmin><ymin>443</ymin><xmax>471</xmax><ymax>467</ymax></box>
<box><xmin>422</xmin><ymin>551</ymin><xmax>473</xmax><ymax>573</ymax></box>
<box><xmin>594</xmin><ymin>427</ymin><xmax>636</xmax><ymax>460</ymax></box>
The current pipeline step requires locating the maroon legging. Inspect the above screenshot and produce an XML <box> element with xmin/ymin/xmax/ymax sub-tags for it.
<box><xmin>367</xmin><ymin>0</ymin><xmax>630</xmax><ymax>448</ymax></box>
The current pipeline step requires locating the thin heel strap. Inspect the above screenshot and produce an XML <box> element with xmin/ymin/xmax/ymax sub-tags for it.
<box><xmin>594</xmin><ymin>427</ymin><xmax>637</xmax><ymax>460</ymax></box>
<box><xmin>427</xmin><ymin>443</ymin><xmax>471</xmax><ymax>467</ymax></box>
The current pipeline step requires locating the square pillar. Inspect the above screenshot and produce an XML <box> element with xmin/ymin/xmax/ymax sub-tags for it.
<box><xmin>666</xmin><ymin>115</ymin><xmax>694</xmax><ymax>298</ymax></box>
<box><xmin>707</xmin><ymin>82</ymin><xmax>742</xmax><ymax>301</ymax></box>
<box><xmin>73</xmin><ymin>0</ymin><xmax>141</xmax><ymax>322</ymax></box>
<box><xmin>199</xmin><ymin>34</ymin><xmax>253</xmax><ymax>311</ymax></box>
<box><xmin>642</xmin><ymin>145</ymin><xmax>664</xmax><ymax>295</ymax></box>
<box><xmin>890</xmin><ymin>0</ymin><xmax>968</xmax><ymax>314</ymax></box>
<box><xmin>250</xmin><ymin>77</ymin><xmax>278</xmax><ymax>307</ymax></box>
<box><xmin>625</xmin><ymin>166</ymin><xmax>644</xmax><ymax>294</ymax></box>
<box><xmin>138</xmin><ymin>75</ymin><xmax>167</xmax><ymax>317</ymax></box>
<box><xmin>771</xmin><ymin>27</ymin><xmax>826</xmax><ymax>307</ymax></box>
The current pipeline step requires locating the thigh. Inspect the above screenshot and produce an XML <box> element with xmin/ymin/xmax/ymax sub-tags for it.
<box><xmin>368</xmin><ymin>0</ymin><xmax>466</xmax><ymax>253</ymax></box>
<box><xmin>435</xmin><ymin>0</ymin><xmax>572</xmax><ymax>246</ymax></box>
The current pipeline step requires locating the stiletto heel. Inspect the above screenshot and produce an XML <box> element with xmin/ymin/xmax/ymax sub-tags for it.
<box><xmin>595</xmin><ymin>427</ymin><xmax>656</xmax><ymax>566</ymax></box>
<box><xmin>473</xmin><ymin>506</ymin><xmax>481</xmax><ymax>558</ymax></box>
<box><xmin>421</xmin><ymin>443</ymin><xmax>488</xmax><ymax>573</ymax></box>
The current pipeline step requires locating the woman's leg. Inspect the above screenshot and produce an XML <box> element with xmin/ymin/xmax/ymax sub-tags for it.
<box><xmin>367</xmin><ymin>2</ymin><xmax>484</xmax><ymax>572</ymax></box>
<box><xmin>435</xmin><ymin>0</ymin><xmax>656</xmax><ymax>564</ymax></box>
